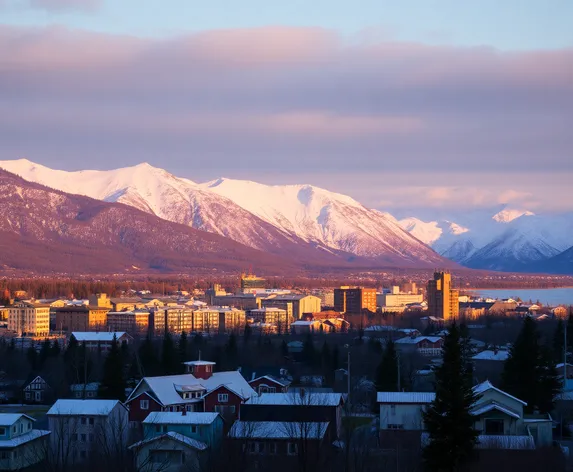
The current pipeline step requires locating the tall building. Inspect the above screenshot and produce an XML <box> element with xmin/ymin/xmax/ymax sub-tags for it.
<box><xmin>427</xmin><ymin>272</ymin><xmax>459</xmax><ymax>320</ymax></box>
<box><xmin>54</xmin><ymin>306</ymin><xmax>109</xmax><ymax>332</ymax></box>
<box><xmin>261</xmin><ymin>294</ymin><xmax>321</xmax><ymax>320</ymax></box>
<box><xmin>88</xmin><ymin>293</ymin><xmax>112</xmax><ymax>308</ymax></box>
<box><xmin>106</xmin><ymin>309</ymin><xmax>150</xmax><ymax>335</ymax></box>
<box><xmin>250</xmin><ymin>307</ymin><xmax>290</xmax><ymax>331</ymax></box>
<box><xmin>8</xmin><ymin>303</ymin><xmax>50</xmax><ymax>336</ymax></box>
<box><xmin>334</xmin><ymin>287</ymin><xmax>377</xmax><ymax>314</ymax></box>
<box><xmin>151</xmin><ymin>307</ymin><xmax>194</xmax><ymax>335</ymax></box>
<box><xmin>240</xmin><ymin>273</ymin><xmax>266</xmax><ymax>294</ymax></box>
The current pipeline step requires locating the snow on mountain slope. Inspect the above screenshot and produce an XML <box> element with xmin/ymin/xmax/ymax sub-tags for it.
<box><xmin>0</xmin><ymin>159</ymin><xmax>448</xmax><ymax>267</ymax></box>
<box><xmin>399</xmin><ymin>217</ymin><xmax>469</xmax><ymax>249</ymax></box>
<box><xmin>492</xmin><ymin>208</ymin><xmax>535</xmax><ymax>223</ymax></box>
<box><xmin>201</xmin><ymin>178</ymin><xmax>445</xmax><ymax>263</ymax></box>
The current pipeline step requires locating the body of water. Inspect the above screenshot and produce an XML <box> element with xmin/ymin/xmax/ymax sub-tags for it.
<box><xmin>473</xmin><ymin>288</ymin><xmax>573</xmax><ymax>306</ymax></box>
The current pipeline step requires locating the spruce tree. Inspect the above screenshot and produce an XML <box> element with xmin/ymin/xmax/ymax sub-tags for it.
<box><xmin>303</xmin><ymin>333</ymin><xmax>316</xmax><ymax>366</ymax></box>
<box><xmin>567</xmin><ymin>314</ymin><xmax>573</xmax><ymax>353</ymax></box>
<box><xmin>502</xmin><ymin>316</ymin><xmax>560</xmax><ymax>413</ymax></box>
<box><xmin>161</xmin><ymin>331</ymin><xmax>178</xmax><ymax>375</ymax></box>
<box><xmin>225</xmin><ymin>333</ymin><xmax>239</xmax><ymax>370</ymax></box>
<box><xmin>375</xmin><ymin>339</ymin><xmax>399</xmax><ymax>392</ymax></box>
<box><xmin>243</xmin><ymin>323</ymin><xmax>252</xmax><ymax>346</ymax></box>
<box><xmin>99</xmin><ymin>335</ymin><xmax>126</xmax><ymax>401</ymax></box>
<box><xmin>138</xmin><ymin>334</ymin><xmax>157</xmax><ymax>377</ymax></box>
<box><xmin>554</xmin><ymin>319</ymin><xmax>565</xmax><ymax>364</ymax></box>
<box><xmin>423</xmin><ymin>322</ymin><xmax>479</xmax><ymax>471</ymax></box>
<box><xmin>50</xmin><ymin>340</ymin><xmax>61</xmax><ymax>357</ymax></box>
<box><xmin>39</xmin><ymin>338</ymin><xmax>51</xmax><ymax>366</ymax></box>
<box><xmin>178</xmin><ymin>331</ymin><xmax>188</xmax><ymax>371</ymax></box>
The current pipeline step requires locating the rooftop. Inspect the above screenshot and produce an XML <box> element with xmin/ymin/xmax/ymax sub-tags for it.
<box><xmin>143</xmin><ymin>411</ymin><xmax>220</xmax><ymax>425</ymax></box>
<box><xmin>47</xmin><ymin>399</ymin><xmax>122</xmax><ymax>416</ymax></box>
<box><xmin>472</xmin><ymin>350</ymin><xmax>510</xmax><ymax>361</ymax></box>
<box><xmin>71</xmin><ymin>332</ymin><xmax>128</xmax><ymax>342</ymax></box>
<box><xmin>183</xmin><ymin>360</ymin><xmax>216</xmax><ymax>366</ymax></box>
<box><xmin>377</xmin><ymin>392</ymin><xmax>436</xmax><ymax>404</ymax></box>
<box><xmin>246</xmin><ymin>392</ymin><xmax>343</xmax><ymax>407</ymax></box>
<box><xmin>129</xmin><ymin>431</ymin><xmax>207</xmax><ymax>451</ymax></box>
<box><xmin>0</xmin><ymin>413</ymin><xmax>34</xmax><ymax>426</ymax></box>
<box><xmin>229</xmin><ymin>421</ymin><xmax>329</xmax><ymax>440</ymax></box>
<box><xmin>0</xmin><ymin>429</ymin><xmax>50</xmax><ymax>448</ymax></box>
<box><xmin>395</xmin><ymin>336</ymin><xmax>441</xmax><ymax>345</ymax></box>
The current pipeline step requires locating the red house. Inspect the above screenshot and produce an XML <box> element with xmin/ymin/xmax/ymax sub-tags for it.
<box><xmin>125</xmin><ymin>360</ymin><xmax>256</xmax><ymax>428</ymax></box>
<box><xmin>248</xmin><ymin>375</ymin><xmax>291</xmax><ymax>395</ymax></box>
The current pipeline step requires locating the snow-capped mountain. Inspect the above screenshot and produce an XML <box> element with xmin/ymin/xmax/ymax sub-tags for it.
<box><xmin>0</xmin><ymin>159</ymin><xmax>448</xmax><ymax>268</ymax></box>
<box><xmin>398</xmin><ymin>208</ymin><xmax>573</xmax><ymax>271</ymax></box>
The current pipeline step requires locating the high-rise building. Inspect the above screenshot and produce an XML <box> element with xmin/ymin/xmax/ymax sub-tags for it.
<box><xmin>8</xmin><ymin>303</ymin><xmax>50</xmax><ymax>336</ymax></box>
<box><xmin>240</xmin><ymin>273</ymin><xmax>266</xmax><ymax>294</ymax></box>
<box><xmin>54</xmin><ymin>306</ymin><xmax>109</xmax><ymax>332</ymax></box>
<box><xmin>427</xmin><ymin>272</ymin><xmax>459</xmax><ymax>320</ymax></box>
<box><xmin>334</xmin><ymin>287</ymin><xmax>377</xmax><ymax>314</ymax></box>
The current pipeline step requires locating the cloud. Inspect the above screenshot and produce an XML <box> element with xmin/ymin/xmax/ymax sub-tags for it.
<box><xmin>0</xmin><ymin>25</ymin><xmax>571</xmax><ymax>211</ymax></box>
<box><xmin>28</xmin><ymin>0</ymin><xmax>100</xmax><ymax>12</ymax></box>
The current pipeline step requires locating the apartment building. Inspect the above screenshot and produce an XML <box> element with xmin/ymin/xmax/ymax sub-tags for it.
<box><xmin>8</xmin><ymin>303</ymin><xmax>50</xmax><ymax>337</ymax></box>
<box><xmin>54</xmin><ymin>306</ymin><xmax>109</xmax><ymax>332</ymax></box>
<box><xmin>333</xmin><ymin>287</ymin><xmax>377</xmax><ymax>314</ymax></box>
<box><xmin>106</xmin><ymin>309</ymin><xmax>150</xmax><ymax>335</ymax></box>
<box><xmin>427</xmin><ymin>272</ymin><xmax>459</xmax><ymax>320</ymax></box>
<box><xmin>262</xmin><ymin>295</ymin><xmax>321</xmax><ymax>320</ymax></box>
<box><xmin>151</xmin><ymin>307</ymin><xmax>194</xmax><ymax>335</ymax></box>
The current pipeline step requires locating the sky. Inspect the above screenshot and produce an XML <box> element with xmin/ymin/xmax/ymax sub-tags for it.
<box><xmin>0</xmin><ymin>0</ymin><xmax>572</xmax><ymax>215</ymax></box>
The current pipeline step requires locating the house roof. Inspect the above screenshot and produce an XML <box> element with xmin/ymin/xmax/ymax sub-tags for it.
<box><xmin>472</xmin><ymin>380</ymin><xmax>527</xmax><ymax>406</ymax></box>
<box><xmin>143</xmin><ymin>412</ymin><xmax>220</xmax><ymax>425</ymax></box>
<box><xmin>246</xmin><ymin>392</ymin><xmax>343</xmax><ymax>407</ymax></box>
<box><xmin>71</xmin><ymin>332</ymin><xmax>128</xmax><ymax>342</ymax></box>
<box><xmin>0</xmin><ymin>429</ymin><xmax>50</xmax><ymax>448</ymax></box>
<box><xmin>183</xmin><ymin>361</ymin><xmax>216</xmax><ymax>366</ymax></box>
<box><xmin>229</xmin><ymin>421</ymin><xmax>329</xmax><ymax>440</ymax></box>
<box><xmin>472</xmin><ymin>350</ymin><xmax>510</xmax><ymax>361</ymax></box>
<box><xmin>377</xmin><ymin>392</ymin><xmax>436</xmax><ymax>404</ymax></box>
<box><xmin>47</xmin><ymin>399</ymin><xmax>122</xmax><ymax>416</ymax></box>
<box><xmin>395</xmin><ymin>336</ymin><xmax>441</xmax><ymax>345</ymax></box>
<box><xmin>0</xmin><ymin>413</ymin><xmax>35</xmax><ymax>426</ymax></box>
<box><xmin>128</xmin><ymin>371</ymin><xmax>256</xmax><ymax>406</ymax></box>
<box><xmin>129</xmin><ymin>431</ymin><xmax>208</xmax><ymax>451</ymax></box>
<box><xmin>470</xmin><ymin>401</ymin><xmax>521</xmax><ymax>419</ymax></box>
<box><xmin>249</xmin><ymin>375</ymin><xmax>291</xmax><ymax>387</ymax></box>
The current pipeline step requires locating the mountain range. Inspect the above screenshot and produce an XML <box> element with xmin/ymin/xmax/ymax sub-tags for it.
<box><xmin>0</xmin><ymin>158</ymin><xmax>571</xmax><ymax>274</ymax></box>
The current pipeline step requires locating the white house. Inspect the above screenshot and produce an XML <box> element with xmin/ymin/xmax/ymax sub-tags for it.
<box><xmin>378</xmin><ymin>392</ymin><xmax>436</xmax><ymax>430</ymax></box>
<box><xmin>47</xmin><ymin>399</ymin><xmax>129</xmax><ymax>466</ymax></box>
<box><xmin>0</xmin><ymin>413</ymin><xmax>50</xmax><ymax>471</ymax></box>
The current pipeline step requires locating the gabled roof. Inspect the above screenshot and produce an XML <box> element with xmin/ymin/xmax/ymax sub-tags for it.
<box><xmin>472</xmin><ymin>350</ymin><xmax>509</xmax><ymax>361</ymax></box>
<box><xmin>0</xmin><ymin>429</ymin><xmax>50</xmax><ymax>448</ymax></box>
<box><xmin>470</xmin><ymin>401</ymin><xmax>521</xmax><ymax>419</ymax></box>
<box><xmin>472</xmin><ymin>380</ymin><xmax>527</xmax><ymax>406</ymax></box>
<box><xmin>47</xmin><ymin>399</ymin><xmax>123</xmax><ymax>416</ymax></box>
<box><xmin>229</xmin><ymin>421</ymin><xmax>329</xmax><ymax>439</ymax></box>
<box><xmin>395</xmin><ymin>336</ymin><xmax>442</xmax><ymax>345</ymax></box>
<box><xmin>249</xmin><ymin>375</ymin><xmax>291</xmax><ymax>387</ymax></box>
<box><xmin>144</xmin><ymin>412</ymin><xmax>220</xmax><ymax>425</ymax></box>
<box><xmin>127</xmin><ymin>371</ymin><xmax>256</xmax><ymax>406</ymax></box>
<box><xmin>246</xmin><ymin>392</ymin><xmax>343</xmax><ymax>407</ymax></box>
<box><xmin>71</xmin><ymin>332</ymin><xmax>129</xmax><ymax>342</ymax></box>
<box><xmin>0</xmin><ymin>413</ymin><xmax>35</xmax><ymax>426</ymax></box>
<box><xmin>129</xmin><ymin>431</ymin><xmax>208</xmax><ymax>451</ymax></box>
<box><xmin>377</xmin><ymin>392</ymin><xmax>435</xmax><ymax>404</ymax></box>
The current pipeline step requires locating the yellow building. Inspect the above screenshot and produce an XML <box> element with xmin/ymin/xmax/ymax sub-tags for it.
<box><xmin>427</xmin><ymin>272</ymin><xmax>459</xmax><ymax>321</ymax></box>
<box><xmin>151</xmin><ymin>307</ymin><xmax>194</xmax><ymax>335</ymax></box>
<box><xmin>106</xmin><ymin>310</ymin><xmax>150</xmax><ymax>335</ymax></box>
<box><xmin>88</xmin><ymin>293</ymin><xmax>112</xmax><ymax>308</ymax></box>
<box><xmin>8</xmin><ymin>303</ymin><xmax>50</xmax><ymax>336</ymax></box>
<box><xmin>54</xmin><ymin>306</ymin><xmax>109</xmax><ymax>332</ymax></box>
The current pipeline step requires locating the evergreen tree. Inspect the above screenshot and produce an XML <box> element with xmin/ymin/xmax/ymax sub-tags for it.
<box><xmin>281</xmin><ymin>339</ymin><xmax>288</xmax><ymax>357</ymax></box>
<box><xmin>375</xmin><ymin>339</ymin><xmax>399</xmax><ymax>392</ymax></box>
<box><xmin>39</xmin><ymin>338</ymin><xmax>52</xmax><ymax>366</ymax></box>
<box><xmin>178</xmin><ymin>331</ymin><xmax>188</xmax><ymax>371</ymax></box>
<box><xmin>99</xmin><ymin>335</ymin><xmax>126</xmax><ymax>401</ymax></box>
<box><xmin>161</xmin><ymin>331</ymin><xmax>178</xmax><ymax>375</ymax></box>
<box><xmin>423</xmin><ymin>322</ymin><xmax>479</xmax><ymax>471</ymax></box>
<box><xmin>502</xmin><ymin>316</ymin><xmax>559</xmax><ymax>413</ymax></box>
<box><xmin>320</xmin><ymin>341</ymin><xmax>332</xmax><ymax>382</ymax></box>
<box><xmin>139</xmin><ymin>334</ymin><xmax>157</xmax><ymax>377</ymax></box>
<box><xmin>243</xmin><ymin>323</ymin><xmax>252</xmax><ymax>346</ymax></box>
<box><xmin>302</xmin><ymin>334</ymin><xmax>316</xmax><ymax>366</ymax></box>
<box><xmin>554</xmin><ymin>319</ymin><xmax>565</xmax><ymax>364</ymax></box>
<box><xmin>331</xmin><ymin>344</ymin><xmax>340</xmax><ymax>372</ymax></box>
<box><xmin>50</xmin><ymin>340</ymin><xmax>61</xmax><ymax>357</ymax></box>
<box><xmin>8</xmin><ymin>338</ymin><xmax>15</xmax><ymax>352</ymax></box>
<box><xmin>225</xmin><ymin>333</ymin><xmax>239</xmax><ymax>370</ymax></box>
<box><xmin>459</xmin><ymin>323</ymin><xmax>475</xmax><ymax>380</ymax></box>
<box><xmin>567</xmin><ymin>314</ymin><xmax>573</xmax><ymax>353</ymax></box>
<box><xmin>26</xmin><ymin>345</ymin><xmax>38</xmax><ymax>370</ymax></box>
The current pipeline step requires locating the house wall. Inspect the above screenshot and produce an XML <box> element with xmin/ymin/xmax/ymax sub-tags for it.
<box><xmin>473</xmin><ymin>410</ymin><xmax>519</xmax><ymax>436</ymax></box>
<box><xmin>0</xmin><ymin>435</ymin><xmax>48</xmax><ymax>471</ymax></box>
<box><xmin>128</xmin><ymin>392</ymin><xmax>162</xmax><ymax>424</ymax></box>
<box><xmin>249</xmin><ymin>378</ymin><xmax>288</xmax><ymax>394</ymax></box>
<box><xmin>133</xmin><ymin>438</ymin><xmax>202</xmax><ymax>472</ymax></box>
<box><xmin>379</xmin><ymin>404</ymin><xmax>427</xmax><ymax>430</ymax></box>
<box><xmin>527</xmin><ymin>421</ymin><xmax>553</xmax><ymax>447</ymax></box>
<box><xmin>143</xmin><ymin>416</ymin><xmax>224</xmax><ymax>449</ymax></box>
<box><xmin>204</xmin><ymin>386</ymin><xmax>242</xmax><ymax>422</ymax></box>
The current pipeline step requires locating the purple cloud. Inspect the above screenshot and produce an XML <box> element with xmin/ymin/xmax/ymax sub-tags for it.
<box><xmin>0</xmin><ymin>25</ymin><xmax>571</xmax><ymax>210</ymax></box>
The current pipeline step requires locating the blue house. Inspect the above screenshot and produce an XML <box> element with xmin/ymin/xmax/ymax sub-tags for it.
<box><xmin>142</xmin><ymin>411</ymin><xmax>223</xmax><ymax>450</ymax></box>
<box><xmin>0</xmin><ymin>413</ymin><xmax>50</xmax><ymax>471</ymax></box>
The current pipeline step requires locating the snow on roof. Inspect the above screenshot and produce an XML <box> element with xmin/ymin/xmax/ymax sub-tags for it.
<box><xmin>291</xmin><ymin>321</ymin><xmax>318</xmax><ymax>326</ymax></box>
<box><xmin>395</xmin><ymin>336</ymin><xmax>441</xmax><ymax>344</ymax></box>
<box><xmin>71</xmin><ymin>332</ymin><xmax>128</xmax><ymax>342</ymax></box>
<box><xmin>470</xmin><ymin>401</ymin><xmax>521</xmax><ymax>419</ymax></box>
<box><xmin>251</xmin><ymin>307</ymin><xmax>286</xmax><ymax>313</ymax></box>
<box><xmin>377</xmin><ymin>392</ymin><xmax>435</xmax><ymax>404</ymax></box>
<box><xmin>143</xmin><ymin>412</ymin><xmax>220</xmax><ymax>425</ymax></box>
<box><xmin>364</xmin><ymin>325</ymin><xmax>395</xmax><ymax>332</ymax></box>
<box><xmin>0</xmin><ymin>413</ymin><xmax>35</xmax><ymax>426</ymax></box>
<box><xmin>129</xmin><ymin>371</ymin><xmax>256</xmax><ymax>406</ymax></box>
<box><xmin>183</xmin><ymin>360</ymin><xmax>216</xmax><ymax>366</ymax></box>
<box><xmin>472</xmin><ymin>380</ymin><xmax>527</xmax><ymax>406</ymax></box>
<box><xmin>472</xmin><ymin>350</ymin><xmax>509</xmax><ymax>361</ymax></box>
<box><xmin>249</xmin><ymin>375</ymin><xmax>291</xmax><ymax>387</ymax></box>
<box><xmin>246</xmin><ymin>392</ymin><xmax>343</xmax><ymax>406</ymax></box>
<box><xmin>229</xmin><ymin>421</ymin><xmax>329</xmax><ymax>440</ymax></box>
<box><xmin>47</xmin><ymin>399</ymin><xmax>121</xmax><ymax>416</ymax></box>
<box><xmin>0</xmin><ymin>429</ymin><xmax>50</xmax><ymax>448</ymax></box>
<box><xmin>129</xmin><ymin>431</ymin><xmax>207</xmax><ymax>451</ymax></box>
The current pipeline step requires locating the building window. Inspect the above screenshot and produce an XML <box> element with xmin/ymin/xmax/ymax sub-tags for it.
<box><xmin>269</xmin><ymin>442</ymin><xmax>277</xmax><ymax>455</ymax></box>
<box><xmin>191</xmin><ymin>425</ymin><xmax>197</xmax><ymax>434</ymax></box>
<box><xmin>28</xmin><ymin>423</ymin><xmax>31</xmax><ymax>430</ymax></box>
<box><xmin>484</xmin><ymin>419</ymin><xmax>504</xmax><ymax>435</ymax></box>
<box><xmin>287</xmin><ymin>443</ymin><xmax>298</xmax><ymax>455</ymax></box>
<box><xmin>81</xmin><ymin>418</ymin><xmax>87</xmax><ymax>425</ymax></box>
<box><xmin>140</xmin><ymin>399</ymin><xmax>149</xmax><ymax>410</ymax></box>
<box><xmin>81</xmin><ymin>434</ymin><xmax>86</xmax><ymax>442</ymax></box>
<box><xmin>218</xmin><ymin>393</ymin><xmax>229</xmax><ymax>403</ymax></box>
<box><xmin>88</xmin><ymin>418</ymin><xmax>94</xmax><ymax>426</ymax></box>
<box><xmin>0</xmin><ymin>427</ymin><xmax>5</xmax><ymax>435</ymax></box>
<box><xmin>72</xmin><ymin>433</ymin><xmax>78</xmax><ymax>442</ymax></box>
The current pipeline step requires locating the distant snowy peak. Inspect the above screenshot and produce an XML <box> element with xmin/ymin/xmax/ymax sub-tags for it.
<box><xmin>398</xmin><ymin>218</ymin><xmax>469</xmax><ymax>246</ymax></box>
<box><xmin>492</xmin><ymin>208</ymin><xmax>535</xmax><ymax>223</ymax></box>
